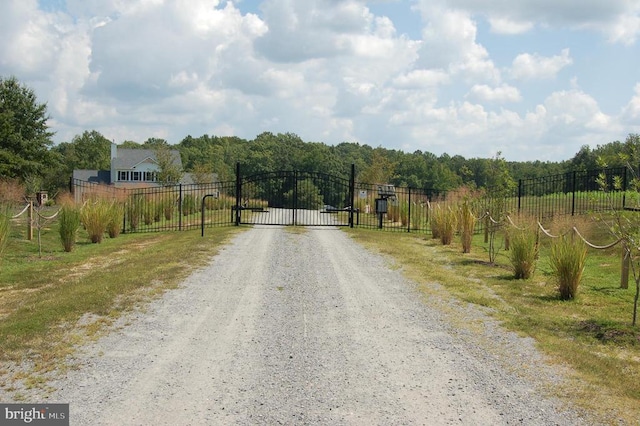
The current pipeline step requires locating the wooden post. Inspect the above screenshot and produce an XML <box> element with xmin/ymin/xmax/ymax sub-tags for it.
<box><xmin>27</xmin><ymin>201</ymin><xmax>33</xmax><ymax>241</ymax></box>
<box><xmin>621</xmin><ymin>248</ymin><xmax>630</xmax><ymax>289</ymax></box>
<box><xmin>504</xmin><ymin>229</ymin><xmax>510</xmax><ymax>251</ymax></box>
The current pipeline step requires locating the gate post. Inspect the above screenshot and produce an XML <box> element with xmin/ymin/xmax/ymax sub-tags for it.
<box><xmin>235</xmin><ymin>162</ymin><xmax>241</xmax><ymax>226</ymax></box>
<box><xmin>349</xmin><ymin>163</ymin><xmax>355</xmax><ymax>228</ymax></box>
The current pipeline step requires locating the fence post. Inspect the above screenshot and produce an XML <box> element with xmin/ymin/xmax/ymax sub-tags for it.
<box><xmin>484</xmin><ymin>215</ymin><xmax>489</xmax><ymax>243</ymax></box>
<box><xmin>349</xmin><ymin>163</ymin><xmax>355</xmax><ymax>228</ymax></box>
<box><xmin>27</xmin><ymin>201</ymin><xmax>33</xmax><ymax>241</ymax></box>
<box><xmin>178</xmin><ymin>184</ymin><xmax>183</xmax><ymax>231</ymax></box>
<box><xmin>517</xmin><ymin>179</ymin><xmax>522</xmax><ymax>215</ymax></box>
<box><xmin>621</xmin><ymin>248</ymin><xmax>630</xmax><ymax>289</ymax></box>
<box><xmin>571</xmin><ymin>171</ymin><xmax>577</xmax><ymax>216</ymax></box>
<box><xmin>235</xmin><ymin>162</ymin><xmax>241</xmax><ymax>226</ymax></box>
<box><xmin>407</xmin><ymin>188</ymin><xmax>411</xmax><ymax>233</ymax></box>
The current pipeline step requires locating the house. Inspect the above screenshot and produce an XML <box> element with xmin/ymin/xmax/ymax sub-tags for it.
<box><xmin>72</xmin><ymin>143</ymin><xmax>192</xmax><ymax>188</ymax></box>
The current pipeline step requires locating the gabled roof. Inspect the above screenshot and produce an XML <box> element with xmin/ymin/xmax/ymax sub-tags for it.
<box><xmin>112</xmin><ymin>148</ymin><xmax>182</xmax><ymax>170</ymax></box>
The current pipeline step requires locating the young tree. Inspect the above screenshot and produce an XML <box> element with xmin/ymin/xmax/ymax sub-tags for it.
<box><xmin>155</xmin><ymin>145</ymin><xmax>183</xmax><ymax>185</ymax></box>
<box><xmin>596</xmin><ymin>133</ymin><xmax>640</xmax><ymax>325</ymax></box>
<box><xmin>485</xmin><ymin>152</ymin><xmax>516</xmax><ymax>264</ymax></box>
<box><xmin>0</xmin><ymin>76</ymin><xmax>54</xmax><ymax>181</ymax></box>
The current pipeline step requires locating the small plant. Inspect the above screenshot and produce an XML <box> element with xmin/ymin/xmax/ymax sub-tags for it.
<box><xmin>106</xmin><ymin>202</ymin><xmax>124</xmax><ymax>238</ymax></box>
<box><xmin>509</xmin><ymin>226</ymin><xmax>539</xmax><ymax>279</ymax></box>
<box><xmin>81</xmin><ymin>199</ymin><xmax>111</xmax><ymax>243</ymax></box>
<box><xmin>182</xmin><ymin>194</ymin><xmax>197</xmax><ymax>216</ymax></box>
<box><xmin>550</xmin><ymin>235</ymin><xmax>587</xmax><ymax>300</ymax></box>
<box><xmin>58</xmin><ymin>203</ymin><xmax>81</xmax><ymax>252</ymax></box>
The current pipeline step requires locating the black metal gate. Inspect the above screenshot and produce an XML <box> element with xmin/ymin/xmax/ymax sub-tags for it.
<box><xmin>233</xmin><ymin>164</ymin><xmax>355</xmax><ymax>227</ymax></box>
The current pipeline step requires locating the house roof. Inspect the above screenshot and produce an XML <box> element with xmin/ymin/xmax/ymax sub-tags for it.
<box><xmin>72</xmin><ymin>170</ymin><xmax>111</xmax><ymax>184</ymax></box>
<box><xmin>112</xmin><ymin>148</ymin><xmax>182</xmax><ymax>170</ymax></box>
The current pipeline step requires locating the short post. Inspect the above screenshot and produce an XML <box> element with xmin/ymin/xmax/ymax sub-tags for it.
<box><xmin>621</xmin><ymin>248</ymin><xmax>630</xmax><ymax>289</ymax></box>
<box><xmin>484</xmin><ymin>216</ymin><xmax>489</xmax><ymax>243</ymax></box>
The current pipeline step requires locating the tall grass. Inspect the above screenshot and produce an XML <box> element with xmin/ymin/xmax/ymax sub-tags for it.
<box><xmin>106</xmin><ymin>202</ymin><xmax>124</xmax><ymax>238</ymax></box>
<box><xmin>58</xmin><ymin>203</ymin><xmax>81</xmax><ymax>252</ymax></box>
<box><xmin>509</xmin><ymin>226</ymin><xmax>539</xmax><ymax>279</ymax></box>
<box><xmin>550</xmin><ymin>235</ymin><xmax>587</xmax><ymax>300</ymax></box>
<box><xmin>432</xmin><ymin>206</ymin><xmax>457</xmax><ymax>245</ymax></box>
<box><xmin>0</xmin><ymin>205</ymin><xmax>10</xmax><ymax>259</ymax></box>
<box><xmin>81</xmin><ymin>199</ymin><xmax>111</xmax><ymax>243</ymax></box>
<box><xmin>459</xmin><ymin>200</ymin><xmax>476</xmax><ymax>253</ymax></box>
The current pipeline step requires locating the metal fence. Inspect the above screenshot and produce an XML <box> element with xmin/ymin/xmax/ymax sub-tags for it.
<box><xmin>69</xmin><ymin>165</ymin><xmax>634</xmax><ymax>235</ymax></box>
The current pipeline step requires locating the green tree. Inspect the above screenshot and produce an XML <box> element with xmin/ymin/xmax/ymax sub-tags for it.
<box><xmin>155</xmin><ymin>145</ymin><xmax>183</xmax><ymax>185</ymax></box>
<box><xmin>485</xmin><ymin>152</ymin><xmax>516</xmax><ymax>264</ymax></box>
<box><xmin>54</xmin><ymin>130</ymin><xmax>111</xmax><ymax>171</ymax></box>
<box><xmin>0</xmin><ymin>76</ymin><xmax>54</xmax><ymax>181</ymax></box>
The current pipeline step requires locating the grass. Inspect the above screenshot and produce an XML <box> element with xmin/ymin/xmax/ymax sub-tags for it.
<box><xmin>346</xmin><ymin>227</ymin><xmax>640</xmax><ymax>425</ymax></box>
<box><xmin>0</xmin><ymin>217</ymin><xmax>243</xmax><ymax>392</ymax></box>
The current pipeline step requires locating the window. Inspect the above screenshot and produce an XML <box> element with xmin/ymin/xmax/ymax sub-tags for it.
<box><xmin>118</xmin><ymin>171</ymin><xmax>129</xmax><ymax>181</ymax></box>
<box><xmin>144</xmin><ymin>171</ymin><xmax>157</xmax><ymax>182</ymax></box>
<box><xmin>132</xmin><ymin>171</ymin><xmax>141</xmax><ymax>181</ymax></box>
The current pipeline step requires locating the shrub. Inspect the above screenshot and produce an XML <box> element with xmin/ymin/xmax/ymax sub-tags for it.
<box><xmin>439</xmin><ymin>208</ymin><xmax>458</xmax><ymax>245</ymax></box>
<box><xmin>509</xmin><ymin>227</ymin><xmax>539</xmax><ymax>279</ymax></box>
<box><xmin>143</xmin><ymin>198</ymin><xmax>155</xmax><ymax>225</ymax></box>
<box><xmin>182</xmin><ymin>194</ymin><xmax>197</xmax><ymax>216</ymax></box>
<box><xmin>459</xmin><ymin>200</ymin><xmax>476</xmax><ymax>253</ymax></box>
<box><xmin>106</xmin><ymin>202</ymin><xmax>124</xmax><ymax>238</ymax></box>
<box><xmin>58</xmin><ymin>204</ymin><xmax>81</xmax><ymax>252</ymax></box>
<box><xmin>550</xmin><ymin>235</ymin><xmax>587</xmax><ymax>300</ymax></box>
<box><xmin>81</xmin><ymin>199</ymin><xmax>111</xmax><ymax>243</ymax></box>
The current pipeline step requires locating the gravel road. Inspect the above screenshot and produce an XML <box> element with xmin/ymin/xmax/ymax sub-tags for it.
<box><xmin>39</xmin><ymin>226</ymin><xmax>591</xmax><ymax>425</ymax></box>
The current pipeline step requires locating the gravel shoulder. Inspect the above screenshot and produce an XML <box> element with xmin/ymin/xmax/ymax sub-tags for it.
<box><xmin>7</xmin><ymin>226</ymin><xmax>595</xmax><ymax>425</ymax></box>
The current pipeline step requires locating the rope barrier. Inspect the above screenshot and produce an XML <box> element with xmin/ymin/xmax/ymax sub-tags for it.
<box><xmin>35</xmin><ymin>208</ymin><xmax>61</xmax><ymax>221</ymax></box>
<box><xmin>572</xmin><ymin>226</ymin><xmax>623</xmax><ymax>250</ymax></box>
<box><xmin>11</xmin><ymin>203</ymin><xmax>31</xmax><ymax>219</ymax></box>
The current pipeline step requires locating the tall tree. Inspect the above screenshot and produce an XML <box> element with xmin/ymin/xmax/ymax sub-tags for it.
<box><xmin>54</xmin><ymin>130</ymin><xmax>111</xmax><ymax>172</ymax></box>
<box><xmin>0</xmin><ymin>76</ymin><xmax>54</xmax><ymax>181</ymax></box>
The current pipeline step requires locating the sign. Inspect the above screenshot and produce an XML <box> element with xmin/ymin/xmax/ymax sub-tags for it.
<box><xmin>359</xmin><ymin>190</ymin><xmax>367</xmax><ymax>199</ymax></box>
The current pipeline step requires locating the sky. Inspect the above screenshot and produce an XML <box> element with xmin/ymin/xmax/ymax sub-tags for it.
<box><xmin>1</xmin><ymin>0</ymin><xmax>639</xmax><ymax>162</ymax></box>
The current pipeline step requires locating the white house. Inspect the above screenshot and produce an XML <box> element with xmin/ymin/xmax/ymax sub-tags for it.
<box><xmin>73</xmin><ymin>143</ymin><xmax>191</xmax><ymax>188</ymax></box>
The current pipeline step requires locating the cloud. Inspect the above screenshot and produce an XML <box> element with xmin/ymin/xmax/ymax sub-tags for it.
<box><xmin>621</xmin><ymin>83</ymin><xmax>640</xmax><ymax>127</ymax></box>
<box><xmin>488</xmin><ymin>17</ymin><xmax>534</xmax><ymax>35</ymax></box>
<box><xmin>467</xmin><ymin>84</ymin><xmax>522</xmax><ymax>103</ymax></box>
<box><xmin>510</xmin><ymin>48</ymin><xmax>573</xmax><ymax>80</ymax></box>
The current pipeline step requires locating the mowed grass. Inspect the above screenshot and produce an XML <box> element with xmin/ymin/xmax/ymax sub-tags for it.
<box><xmin>0</xmin><ymin>217</ymin><xmax>242</xmax><ymax>387</ymax></box>
<box><xmin>347</xmin><ymin>228</ymin><xmax>640</xmax><ymax>425</ymax></box>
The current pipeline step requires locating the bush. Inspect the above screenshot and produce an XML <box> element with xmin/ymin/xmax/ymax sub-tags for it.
<box><xmin>58</xmin><ymin>204</ymin><xmax>81</xmax><ymax>252</ymax></box>
<box><xmin>509</xmin><ymin>227</ymin><xmax>539</xmax><ymax>279</ymax></box>
<box><xmin>550</xmin><ymin>235</ymin><xmax>587</xmax><ymax>300</ymax></box>
<box><xmin>81</xmin><ymin>199</ymin><xmax>111</xmax><ymax>243</ymax></box>
<box><xmin>127</xmin><ymin>195</ymin><xmax>143</xmax><ymax>231</ymax></box>
<box><xmin>438</xmin><ymin>208</ymin><xmax>458</xmax><ymax>245</ymax></box>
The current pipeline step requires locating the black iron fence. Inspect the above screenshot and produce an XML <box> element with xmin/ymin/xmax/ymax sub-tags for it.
<box><xmin>69</xmin><ymin>165</ymin><xmax>635</xmax><ymax>234</ymax></box>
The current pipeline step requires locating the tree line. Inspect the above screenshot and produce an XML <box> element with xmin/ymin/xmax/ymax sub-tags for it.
<box><xmin>2</xmin><ymin>75</ymin><xmax>640</xmax><ymax>197</ymax></box>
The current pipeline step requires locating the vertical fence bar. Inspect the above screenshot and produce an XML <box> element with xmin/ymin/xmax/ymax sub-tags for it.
<box><xmin>517</xmin><ymin>179</ymin><xmax>522</xmax><ymax>215</ymax></box>
<box><xmin>178</xmin><ymin>184</ymin><xmax>183</xmax><ymax>231</ymax></box>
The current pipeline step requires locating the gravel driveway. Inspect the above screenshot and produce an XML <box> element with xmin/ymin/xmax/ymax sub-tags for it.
<box><xmin>39</xmin><ymin>226</ymin><xmax>590</xmax><ymax>425</ymax></box>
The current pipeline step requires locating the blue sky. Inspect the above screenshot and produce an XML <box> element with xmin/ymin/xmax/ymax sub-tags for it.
<box><xmin>1</xmin><ymin>0</ymin><xmax>639</xmax><ymax>162</ymax></box>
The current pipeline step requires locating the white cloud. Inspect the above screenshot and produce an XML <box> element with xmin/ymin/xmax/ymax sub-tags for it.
<box><xmin>488</xmin><ymin>17</ymin><xmax>534</xmax><ymax>35</ymax></box>
<box><xmin>510</xmin><ymin>48</ymin><xmax>573</xmax><ymax>80</ymax></box>
<box><xmin>621</xmin><ymin>83</ymin><xmax>640</xmax><ymax>127</ymax></box>
<box><xmin>467</xmin><ymin>84</ymin><xmax>522</xmax><ymax>103</ymax></box>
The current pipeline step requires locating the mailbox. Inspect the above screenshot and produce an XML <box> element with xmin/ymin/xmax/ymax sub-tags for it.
<box><xmin>375</xmin><ymin>198</ymin><xmax>387</xmax><ymax>214</ymax></box>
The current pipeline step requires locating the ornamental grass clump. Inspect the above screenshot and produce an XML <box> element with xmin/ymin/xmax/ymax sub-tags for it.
<box><xmin>0</xmin><ymin>205</ymin><xmax>10</xmax><ymax>259</ymax></box>
<box><xmin>509</xmin><ymin>227</ymin><xmax>539</xmax><ymax>279</ymax></box>
<box><xmin>58</xmin><ymin>203</ymin><xmax>81</xmax><ymax>252</ymax></box>
<box><xmin>81</xmin><ymin>199</ymin><xmax>111</xmax><ymax>243</ymax></box>
<box><xmin>438</xmin><ymin>207</ymin><xmax>458</xmax><ymax>245</ymax></box>
<box><xmin>550</xmin><ymin>235</ymin><xmax>587</xmax><ymax>300</ymax></box>
<box><xmin>459</xmin><ymin>200</ymin><xmax>476</xmax><ymax>253</ymax></box>
<box><xmin>106</xmin><ymin>201</ymin><xmax>124</xmax><ymax>238</ymax></box>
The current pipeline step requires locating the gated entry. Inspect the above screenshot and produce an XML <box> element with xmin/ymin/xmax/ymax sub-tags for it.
<box><xmin>233</xmin><ymin>164</ymin><xmax>356</xmax><ymax>227</ymax></box>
